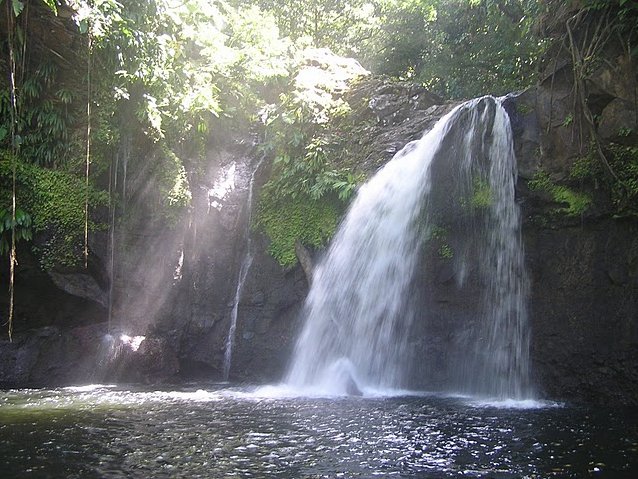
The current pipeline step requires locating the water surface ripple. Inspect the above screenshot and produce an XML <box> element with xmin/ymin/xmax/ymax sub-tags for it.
<box><xmin>0</xmin><ymin>385</ymin><xmax>636</xmax><ymax>478</ymax></box>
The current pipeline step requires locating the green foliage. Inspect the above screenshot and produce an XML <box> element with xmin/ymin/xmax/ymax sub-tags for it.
<box><xmin>250</xmin><ymin>0</ymin><xmax>378</xmax><ymax>52</ymax></box>
<box><xmin>570</xmin><ymin>145</ymin><xmax>638</xmax><ymax>216</ymax></box>
<box><xmin>256</xmin><ymin>52</ymin><xmax>364</xmax><ymax>266</ymax></box>
<box><xmin>569</xmin><ymin>154</ymin><xmax>598</xmax><ymax>181</ymax></box>
<box><xmin>0</xmin><ymin>60</ymin><xmax>81</xmax><ymax>166</ymax></box>
<box><xmin>469</xmin><ymin>177</ymin><xmax>493</xmax><ymax>209</ymax></box>
<box><xmin>7</xmin><ymin>0</ymin><xmax>58</xmax><ymax>16</ymax></box>
<box><xmin>244</xmin><ymin>0</ymin><xmax>546</xmax><ymax>100</ymax></box>
<box><xmin>427</xmin><ymin>225</ymin><xmax>448</xmax><ymax>241</ymax></box>
<box><xmin>0</xmin><ymin>156</ymin><xmax>109</xmax><ymax>269</ymax></box>
<box><xmin>607</xmin><ymin>144</ymin><xmax>638</xmax><ymax>214</ymax></box>
<box><xmin>562</xmin><ymin>114</ymin><xmax>574</xmax><ymax>127</ymax></box>
<box><xmin>0</xmin><ymin>207</ymin><xmax>32</xmax><ymax>255</ymax></box>
<box><xmin>256</xmin><ymin>191</ymin><xmax>341</xmax><ymax>267</ymax></box>
<box><xmin>438</xmin><ymin>243</ymin><xmax>454</xmax><ymax>259</ymax></box>
<box><xmin>71</xmin><ymin>0</ymin><xmax>291</xmax><ymax>156</ymax></box>
<box><xmin>584</xmin><ymin>0</ymin><xmax>638</xmax><ymax>19</ymax></box>
<box><xmin>265</xmin><ymin>137</ymin><xmax>361</xmax><ymax>203</ymax></box>
<box><xmin>551</xmin><ymin>186</ymin><xmax>592</xmax><ymax>217</ymax></box>
<box><xmin>618</xmin><ymin>127</ymin><xmax>633</xmax><ymax>138</ymax></box>
<box><xmin>362</xmin><ymin>0</ymin><xmax>546</xmax><ymax>99</ymax></box>
<box><xmin>152</xmin><ymin>147</ymin><xmax>192</xmax><ymax>225</ymax></box>
<box><xmin>528</xmin><ymin>170</ymin><xmax>592</xmax><ymax>216</ymax></box>
<box><xmin>11</xmin><ymin>0</ymin><xmax>24</xmax><ymax>16</ymax></box>
<box><xmin>424</xmin><ymin>225</ymin><xmax>453</xmax><ymax>259</ymax></box>
<box><xmin>458</xmin><ymin>177</ymin><xmax>493</xmax><ymax>211</ymax></box>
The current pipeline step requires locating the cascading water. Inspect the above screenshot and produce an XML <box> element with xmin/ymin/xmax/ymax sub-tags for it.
<box><xmin>285</xmin><ymin>105</ymin><xmax>452</xmax><ymax>395</ymax></box>
<box><xmin>222</xmin><ymin>156</ymin><xmax>265</xmax><ymax>381</ymax></box>
<box><xmin>285</xmin><ymin>96</ymin><xmax>532</xmax><ymax>399</ymax></box>
<box><xmin>460</xmin><ymin>99</ymin><xmax>531</xmax><ymax>399</ymax></box>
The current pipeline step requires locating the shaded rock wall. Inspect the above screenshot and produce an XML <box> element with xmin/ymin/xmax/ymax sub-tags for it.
<box><xmin>509</xmin><ymin>25</ymin><xmax>638</xmax><ymax>405</ymax></box>
<box><xmin>0</xmin><ymin>250</ymin><xmax>108</xmax><ymax>387</ymax></box>
<box><xmin>525</xmin><ymin>218</ymin><xmax>638</xmax><ymax>404</ymax></box>
<box><xmin>105</xmin><ymin>133</ymin><xmax>307</xmax><ymax>382</ymax></box>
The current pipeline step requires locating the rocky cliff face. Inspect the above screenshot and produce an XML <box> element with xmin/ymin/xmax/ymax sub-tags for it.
<box><xmin>104</xmin><ymin>132</ymin><xmax>310</xmax><ymax>384</ymax></box>
<box><xmin>510</xmin><ymin>24</ymin><xmax>638</xmax><ymax>405</ymax></box>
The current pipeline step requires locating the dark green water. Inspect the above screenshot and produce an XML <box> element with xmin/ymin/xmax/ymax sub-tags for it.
<box><xmin>0</xmin><ymin>384</ymin><xmax>636</xmax><ymax>478</ymax></box>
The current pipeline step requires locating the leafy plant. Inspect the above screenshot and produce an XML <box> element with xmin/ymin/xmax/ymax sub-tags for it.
<box><xmin>255</xmin><ymin>52</ymin><xmax>365</xmax><ymax>265</ymax></box>
<box><xmin>607</xmin><ymin>144</ymin><xmax>638</xmax><ymax>214</ymax></box>
<box><xmin>152</xmin><ymin>147</ymin><xmax>192</xmax><ymax>225</ymax></box>
<box><xmin>570</xmin><ymin>144</ymin><xmax>638</xmax><ymax>216</ymax></box>
<box><xmin>0</xmin><ymin>60</ymin><xmax>82</xmax><ymax>167</ymax></box>
<box><xmin>438</xmin><ymin>243</ymin><xmax>454</xmax><ymax>259</ymax></box>
<box><xmin>466</xmin><ymin>177</ymin><xmax>493</xmax><ymax>209</ymax></box>
<box><xmin>361</xmin><ymin>0</ymin><xmax>546</xmax><ymax>99</ymax></box>
<box><xmin>0</xmin><ymin>207</ymin><xmax>32</xmax><ymax>254</ymax></box>
<box><xmin>256</xmin><ymin>191</ymin><xmax>342</xmax><ymax>267</ymax></box>
<box><xmin>618</xmin><ymin>127</ymin><xmax>633</xmax><ymax>138</ymax></box>
<box><xmin>528</xmin><ymin>170</ymin><xmax>592</xmax><ymax>217</ymax></box>
<box><xmin>562</xmin><ymin>114</ymin><xmax>574</xmax><ymax>127</ymax></box>
<box><xmin>0</xmin><ymin>156</ymin><xmax>109</xmax><ymax>269</ymax></box>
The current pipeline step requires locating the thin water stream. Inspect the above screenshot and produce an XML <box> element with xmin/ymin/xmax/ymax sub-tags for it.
<box><xmin>1</xmin><ymin>385</ymin><xmax>636</xmax><ymax>478</ymax></box>
<box><xmin>222</xmin><ymin>156</ymin><xmax>265</xmax><ymax>380</ymax></box>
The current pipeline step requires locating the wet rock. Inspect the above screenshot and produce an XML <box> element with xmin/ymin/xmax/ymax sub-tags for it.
<box><xmin>48</xmin><ymin>271</ymin><xmax>108</xmax><ymax>308</ymax></box>
<box><xmin>132</xmin><ymin>337</ymin><xmax>180</xmax><ymax>383</ymax></box>
<box><xmin>0</xmin><ymin>323</ymin><xmax>107</xmax><ymax>388</ymax></box>
<box><xmin>598</xmin><ymin>98</ymin><xmax>638</xmax><ymax>143</ymax></box>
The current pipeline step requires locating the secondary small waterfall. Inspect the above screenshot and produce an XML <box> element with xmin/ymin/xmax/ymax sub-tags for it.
<box><xmin>222</xmin><ymin>156</ymin><xmax>265</xmax><ymax>380</ymax></box>
<box><xmin>285</xmin><ymin>96</ymin><xmax>532</xmax><ymax>399</ymax></box>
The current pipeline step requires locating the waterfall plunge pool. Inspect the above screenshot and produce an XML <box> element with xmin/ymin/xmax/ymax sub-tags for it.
<box><xmin>1</xmin><ymin>384</ymin><xmax>636</xmax><ymax>478</ymax></box>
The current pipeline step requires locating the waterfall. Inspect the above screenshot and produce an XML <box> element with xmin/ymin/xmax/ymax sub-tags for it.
<box><xmin>285</xmin><ymin>96</ymin><xmax>532</xmax><ymax>399</ymax></box>
<box><xmin>222</xmin><ymin>156</ymin><xmax>265</xmax><ymax>381</ymax></box>
<box><xmin>461</xmin><ymin>99</ymin><xmax>531</xmax><ymax>399</ymax></box>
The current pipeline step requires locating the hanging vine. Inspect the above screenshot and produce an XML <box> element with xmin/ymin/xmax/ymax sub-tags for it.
<box><xmin>564</xmin><ymin>7</ymin><xmax>620</xmax><ymax>181</ymax></box>
<box><xmin>560</xmin><ymin>1</ymin><xmax>638</xmax><ymax>187</ymax></box>
<box><xmin>84</xmin><ymin>31</ymin><xmax>92</xmax><ymax>269</ymax></box>
<box><xmin>5</xmin><ymin>0</ymin><xmax>19</xmax><ymax>341</ymax></box>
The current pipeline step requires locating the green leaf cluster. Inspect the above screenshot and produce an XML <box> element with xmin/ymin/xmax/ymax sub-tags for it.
<box><xmin>423</xmin><ymin>225</ymin><xmax>454</xmax><ymax>259</ymax></box>
<box><xmin>248</xmin><ymin>0</ymin><xmax>546</xmax><ymax>100</ymax></box>
<box><xmin>74</xmin><ymin>0</ymin><xmax>292</xmax><ymax>156</ymax></box>
<box><xmin>528</xmin><ymin>170</ymin><xmax>592</xmax><ymax>217</ymax></box>
<box><xmin>607</xmin><ymin>145</ymin><xmax>638</xmax><ymax>213</ymax></box>
<box><xmin>256</xmin><ymin>191</ymin><xmax>341</xmax><ymax>268</ymax></box>
<box><xmin>0</xmin><ymin>155</ymin><xmax>109</xmax><ymax>269</ymax></box>
<box><xmin>459</xmin><ymin>177</ymin><xmax>493</xmax><ymax>210</ymax></box>
<box><xmin>151</xmin><ymin>147</ymin><xmax>192</xmax><ymax>226</ymax></box>
<box><xmin>256</xmin><ymin>54</ymin><xmax>364</xmax><ymax>266</ymax></box>
<box><xmin>568</xmin><ymin>144</ymin><xmax>638</xmax><ymax>216</ymax></box>
<box><xmin>470</xmin><ymin>178</ymin><xmax>493</xmax><ymax>209</ymax></box>
<box><xmin>0</xmin><ymin>61</ymin><xmax>81</xmax><ymax>167</ymax></box>
<box><xmin>438</xmin><ymin>243</ymin><xmax>454</xmax><ymax>259</ymax></box>
<box><xmin>0</xmin><ymin>207</ymin><xmax>32</xmax><ymax>255</ymax></box>
<box><xmin>370</xmin><ymin>0</ymin><xmax>546</xmax><ymax>99</ymax></box>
